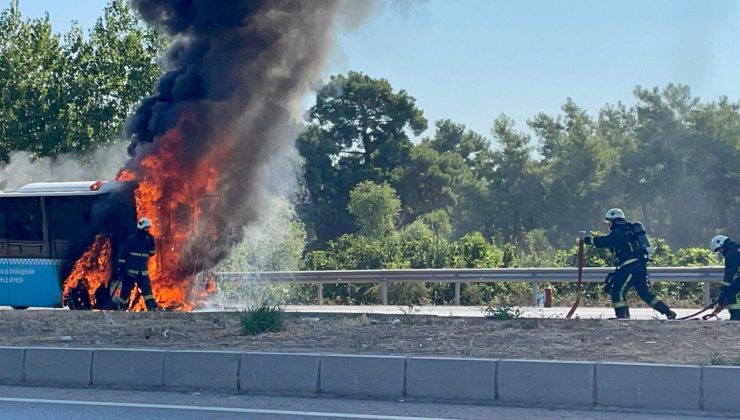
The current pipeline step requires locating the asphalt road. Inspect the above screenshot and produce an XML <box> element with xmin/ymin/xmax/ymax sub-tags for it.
<box><xmin>0</xmin><ymin>385</ymin><xmax>727</xmax><ymax>420</ymax></box>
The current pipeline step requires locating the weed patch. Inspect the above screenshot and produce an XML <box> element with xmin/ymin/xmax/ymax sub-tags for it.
<box><xmin>239</xmin><ymin>301</ymin><xmax>285</xmax><ymax>335</ymax></box>
<box><xmin>484</xmin><ymin>300</ymin><xmax>523</xmax><ymax>320</ymax></box>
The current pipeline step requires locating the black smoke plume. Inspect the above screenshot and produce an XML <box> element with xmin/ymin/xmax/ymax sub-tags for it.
<box><xmin>122</xmin><ymin>0</ymin><xmax>342</xmax><ymax>277</ymax></box>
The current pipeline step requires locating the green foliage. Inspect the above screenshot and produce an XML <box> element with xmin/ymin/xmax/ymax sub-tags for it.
<box><xmin>396</xmin><ymin>142</ymin><xmax>463</xmax><ymax>218</ymax></box>
<box><xmin>673</xmin><ymin>247</ymin><xmax>718</xmax><ymax>266</ymax></box>
<box><xmin>299</xmin><ymin>74</ymin><xmax>737</xmax><ymax>250</ymax></box>
<box><xmin>428</xmin><ymin>282</ymin><xmax>455</xmax><ymax>305</ymax></box>
<box><xmin>488</xmin><ymin>115</ymin><xmax>544</xmax><ymax>242</ymax></box>
<box><xmin>299</xmin><ymin>71</ymin><xmax>427</xmax><ymax>243</ymax></box>
<box><xmin>0</xmin><ymin>0</ymin><xmax>164</xmax><ymax>160</ymax></box>
<box><xmin>347</xmin><ymin>181</ymin><xmax>401</xmax><ymax>238</ymax></box>
<box><xmin>529</xmin><ymin>100</ymin><xmax>617</xmax><ymax>244</ymax></box>
<box><xmin>450</xmin><ymin>232</ymin><xmax>503</xmax><ymax>268</ymax></box>
<box><xmin>303</xmin><ymin>234</ymin><xmax>398</xmax><ymax>304</ymax></box>
<box><xmin>484</xmin><ymin>300</ymin><xmax>523</xmax><ymax>320</ymax></box>
<box><xmin>462</xmin><ymin>283</ymin><xmax>530</xmax><ymax>306</ymax></box>
<box><xmin>649</xmin><ymin>244</ymin><xmax>713</xmax><ymax>305</ymax></box>
<box><xmin>305</xmin><ymin>234</ymin><xmax>404</xmax><ymax>271</ymax></box>
<box><xmin>517</xmin><ymin>229</ymin><xmax>556</xmax><ymax>267</ymax></box>
<box><xmin>398</xmin><ymin>219</ymin><xmax>450</xmax><ymax>268</ymax></box>
<box><xmin>419</xmin><ymin>209</ymin><xmax>453</xmax><ymax>239</ymax></box>
<box><xmin>238</xmin><ymin>301</ymin><xmax>285</xmax><ymax>335</ymax></box>
<box><xmin>388</xmin><ymin>282</ymin><xmax>429</xmax><ymax>305</ymax></box>
<box><xmin>501</xmin><ymin>243</ymin><xmax>518</xmax><ymax>268</ymax></box>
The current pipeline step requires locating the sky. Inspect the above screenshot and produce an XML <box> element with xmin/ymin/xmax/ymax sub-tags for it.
<box><xmin>15</xmin><ymin>0</ymin><xmax>740</xmax><ymax>141</ymax></box>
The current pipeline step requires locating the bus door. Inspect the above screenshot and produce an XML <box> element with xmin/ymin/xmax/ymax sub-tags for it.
<box><xmin>5</xmin><ymin>197</ymin><xmax>61</xmax><ymax>307</ymax></box>
<box><xmin>48</xmin><ymin>195</ymin><xmax>98</xmax><ymax>307</ymax></box>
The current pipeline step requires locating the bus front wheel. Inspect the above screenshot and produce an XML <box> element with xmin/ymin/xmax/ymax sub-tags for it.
<box><xmin>11</xmin><ymin>306</ymin><xmax>28</xmax><ymax>310</ymax></box>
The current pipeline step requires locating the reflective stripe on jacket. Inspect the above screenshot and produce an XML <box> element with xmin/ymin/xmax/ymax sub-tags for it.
<box><xmin>117</xmin><ymin>231</ymin><xmax>156</xmax><ymax>276</ymax></box>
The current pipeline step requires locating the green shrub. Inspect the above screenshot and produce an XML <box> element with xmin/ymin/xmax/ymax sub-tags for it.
<box><xmin>462</xmin><ymin>283</ymin><xmax>531</xmax><ymax>306</ymax></box>
<box><xmin>388</xmin><ymin>282</ymin><xmax>430</xmax><ymax>305</ymax></box>
<box><xmin>428</xmin><ymin>282</ymin><xmax>455</xmax><ymax>304</ymax></box>
<box><xmin>238</xmin><ymin>301</ymin><xmax>285</xmax><ymax>335</ymax></box>
<box><xmin>484</xmin><ymin>300</ymin><xmax>523</xmax><ymax>320</ymax></box>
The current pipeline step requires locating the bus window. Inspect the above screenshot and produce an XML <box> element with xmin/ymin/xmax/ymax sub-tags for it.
<box><xmin>6</xmin><ymin>197</ymin><xmax>47</xmax><ymax>258</ymax></box>
<box><xmin>47</xmin><ymin>196</ymin><xmax>95</xmax><ymax>259</ymax></box>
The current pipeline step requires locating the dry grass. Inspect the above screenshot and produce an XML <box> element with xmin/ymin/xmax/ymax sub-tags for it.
<box><xmin>0</xmin><ymin>310</ymin><xmax>738</xmax><ymax>365</ymax></box>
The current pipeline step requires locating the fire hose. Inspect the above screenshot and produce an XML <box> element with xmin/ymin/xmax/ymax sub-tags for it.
<box><xmin>565</xmin><ymin>232</ymin><xmax>586</xmax><ymax>319</ymax></box>
<box><xmin>676</xmin><ymin>298</ymin><xmax>718</xmax><ymax>320</ymax></box>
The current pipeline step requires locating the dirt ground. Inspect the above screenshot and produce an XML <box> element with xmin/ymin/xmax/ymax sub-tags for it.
<box><xmin>1</xmin><ymin>310</ymin><xmax>739</xmax><ymax>366</ymax></box>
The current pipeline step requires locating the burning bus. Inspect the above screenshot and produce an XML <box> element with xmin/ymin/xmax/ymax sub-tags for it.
<box><xmin>0</xmin><ymin>1</ymin><xmax>339</xmax><ymax>310</ymax></box>
<box><xmin>0</xmin><ymin>181</ymin><xmax>138</xmax><ymax>309</ymax></box>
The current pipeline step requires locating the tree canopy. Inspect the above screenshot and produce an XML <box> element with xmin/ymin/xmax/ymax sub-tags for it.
<box><xmin>301</xmin><ymin>76</ymin><xmax>738</xmax><ymax>250</ymax></box>
<box><xmin>0</xmin><ymin>0</ymin><xmax>163</xmax><ymax>161</ymax></box>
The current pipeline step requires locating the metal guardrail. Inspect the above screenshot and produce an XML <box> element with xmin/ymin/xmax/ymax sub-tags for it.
<box><xmin>215</xmin><ymin>267</ymin><xmax>725</xmax><ymax>306</ymax></box>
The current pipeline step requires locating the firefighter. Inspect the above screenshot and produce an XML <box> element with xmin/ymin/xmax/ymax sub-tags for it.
<box><xmin>114</xmin><ymin>217</ymin><xmax>158</xmax><ymax>311</ymax></box>
<box><xmin>584</xmin><ymin>208</ymin><xmax>676</xmax><ymax>319</ymax></box>
<box><xmin>703</xmin><ymin>235</ymin><xmax>740</xmax><ymax>320</ymax></box>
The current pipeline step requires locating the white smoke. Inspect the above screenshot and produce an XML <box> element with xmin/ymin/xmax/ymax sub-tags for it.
<box><xmin>211</xmin><ymin>196</ymin><xmax>307</xmax><ymax>309</ymax></box>
<box><xmin>0</xmin><ymin>142</ymin><xmax>128</xmax><ymax>191</ymax></box>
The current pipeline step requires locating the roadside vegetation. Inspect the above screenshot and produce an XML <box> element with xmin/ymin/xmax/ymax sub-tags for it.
<box><xmin>238</xmin><ymin>301</ymin><xmax>285</xmax><ymax>336</ymax></box>
<box><xmin>1</xmin><ymin>1</ymin><xmax>735</xmax><ymax>309</ymax></box>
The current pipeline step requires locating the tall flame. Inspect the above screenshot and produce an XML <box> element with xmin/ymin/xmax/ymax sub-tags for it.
<box><xmin>116</xmin><ymin>113</ymin><xmax>224</xmax><ymax>310</ymax></box>
<box><xmin>63</xmin><ymin>114</ymin><xmax>222</xmax><ymax>311</ymax></box>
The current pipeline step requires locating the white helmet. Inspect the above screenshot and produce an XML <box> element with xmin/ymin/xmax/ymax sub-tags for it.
<box><xmin>709</xmin><ymin>235</ymin><xmax>728</xmax><ymax>253</ymax></box>
<box><xmin>137</xmin><ymin>217</ymin><xmax>153</xmax><ymax>230</ymax></box>
<box><xmin>604</xmin><ymin>208</ymin><xmax>625</xmax><ymax>221</ymax></box>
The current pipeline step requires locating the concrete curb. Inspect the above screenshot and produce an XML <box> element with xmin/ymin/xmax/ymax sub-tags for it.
<box><xmin>0</xmin><ymin>347</ymin><xmax>737</xmax><ymax>414</ymax></box>
<box><xmin>320</xmin><ymin>354</ymin><xmax>406</xmax><ymax>398</ymax></box>
<box><xmin>498</xmin><ymin>359</ymin><xmax>594</xmax><ymax>406</ymax></box>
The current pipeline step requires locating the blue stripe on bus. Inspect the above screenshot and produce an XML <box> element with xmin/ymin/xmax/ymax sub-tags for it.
<box><xmin>0</xmin><ymin>258</ymin><xmax>66</xmax><ymax>307</ymax></box>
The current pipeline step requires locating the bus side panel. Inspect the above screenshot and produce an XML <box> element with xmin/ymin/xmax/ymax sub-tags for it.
<box><xmin>6</xmin><ymin>258</ymin><xmax>63</xmax><ymax>307</ymax></box>
<box><xmin>0</xmin><ymin>258</ymin><xmax>7</xmax><ymax>305</ymax></box>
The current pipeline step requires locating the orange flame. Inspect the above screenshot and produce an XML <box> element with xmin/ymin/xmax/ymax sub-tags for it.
<box><xmin>63</xmin><ymin>235</ymin><xmax>112</xmax><ymax>307</ymax></box>
<box><xmin>119</xmin><ymin>113</ymin><xmax>225</xmax><ymax>310</ymax></box>
<box><xmin>64</xmin><ymin>113</ymin><xmax>224</xmax><ymax>311</ymax></box>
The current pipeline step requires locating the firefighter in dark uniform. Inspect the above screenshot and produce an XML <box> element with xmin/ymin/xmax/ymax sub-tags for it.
<box><xmin>114</xmin><ymin>217</ymin><xmax>158</xmax><ymax>311</ymax></box>
<box><xmin>584</xmin><ymin>208</ymin><xmax>676</xmax><ymax>319</ymax></box>
<box><xmin>704</xmin><ymin>235</ymin><xmax>740</xmax><ymax>320</ymax></box>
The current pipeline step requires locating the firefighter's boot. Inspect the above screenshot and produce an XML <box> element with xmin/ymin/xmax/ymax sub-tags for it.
<box><xmin>144</xmin><ymin>297</ymin><xmax>159</xmax><ymax>312</ymax></box>
<box><xmin>729</xmin><ymin>310</ymin><xmax>740</xmax><ymax>321</ymax></box>
<box><xmin>614</xmin><ymin>306</ymin><xmax>630</xmax><ymax>319</ymax></box>
<box><xmin>654</xmin><ymin>301</ymin><xmax>676</xmax><ymax>319</ymax></box>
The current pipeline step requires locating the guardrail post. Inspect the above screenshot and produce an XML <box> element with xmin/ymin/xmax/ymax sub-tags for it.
<box><xmin>531</xmin><ymin>281</ymin><xmax>538</xmax><ymax>306</ymax></box>
<box><xmin>381</xmin><ymin>278</ymin><xmax>388</xmax><ymax>305</ymax></box>
<box><xmin>317</xmin><ymin>282</ymin><xmax>323</xmax><ymax>305</ymax></box>
<box><xmin>703</xmin><ymin>281</ymin><xmax>710</xmax><ymax>306</ymax></box>
<box><xmin>454</xmin><ymin>281</ymin><xmax>461</xmax><ymax>305</ymax></box>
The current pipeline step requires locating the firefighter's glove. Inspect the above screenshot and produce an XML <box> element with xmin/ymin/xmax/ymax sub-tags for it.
<box><xmin>583</xmin><ymin>236</ymin><xmax>593</xmax><ymax>245</ymax></box>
